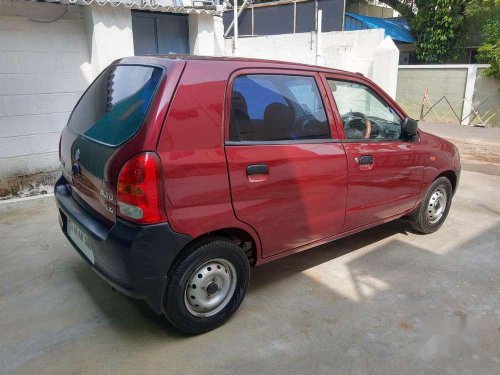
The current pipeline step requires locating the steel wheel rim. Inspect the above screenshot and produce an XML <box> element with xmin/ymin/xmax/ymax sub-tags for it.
<box><xmin>427</xmin><ymin>187</ymin><xmax>447</xmax><ymax>224</ymax></box>
<box><xmin>184</xmin><ymin>258</ymin><xmax>237</xmax><ymax>318</ymax></box>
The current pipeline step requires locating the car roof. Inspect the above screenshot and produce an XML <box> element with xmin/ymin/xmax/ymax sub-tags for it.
<box><xmin>118</xmin><ymin>54</ymin><xmax>364</xmax><ymax>78</ymax></box>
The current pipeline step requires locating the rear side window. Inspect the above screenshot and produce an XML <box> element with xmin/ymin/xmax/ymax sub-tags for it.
<box><xmin>230</xmin><ymin>74</ymin><xmax>330</xmax><ymax>142</ymax></box>
<box><xmin>68</xmin><ymin>65</ymin><xmax>163</xmax><ymax>146</ymax></box>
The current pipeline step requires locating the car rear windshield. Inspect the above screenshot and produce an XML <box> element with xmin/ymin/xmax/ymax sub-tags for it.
<box><xmin>68</xmin><ymin>65</ymin><xmax>163</xmax><ymax>146</ymax></box>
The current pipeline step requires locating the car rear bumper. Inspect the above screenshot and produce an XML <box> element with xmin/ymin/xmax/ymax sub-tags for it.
<box><xmin>54</xmin><ymin>176</ymin><xmax>192</xmax><ymax>314</ymax></box>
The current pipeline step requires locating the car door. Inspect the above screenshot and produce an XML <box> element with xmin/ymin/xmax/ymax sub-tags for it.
<box><xmin>224</xmin><ymin>70</ymin><xmax>348</xmax><ymax>258</ymax></box>
<box><xmin>322</xmin><ymin>74</ymin><xmax>424</xmax><ymax>231</ymax></box>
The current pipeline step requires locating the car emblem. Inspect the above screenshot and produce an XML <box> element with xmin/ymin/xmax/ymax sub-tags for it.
<box><xmin>71</xmin><ymin>163</ymin><xmax>81</xmax><ymax>177</ymax></box>
<box><xmin>75</xmin><ymin>148</ymin><xmax>80</xmax><ymax>161</ymax></box>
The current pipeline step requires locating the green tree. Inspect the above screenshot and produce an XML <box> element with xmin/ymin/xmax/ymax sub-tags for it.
<box><xmin>375</xmin><ymin>0</ymin><xmax>468</xmax><ymax>63</ymax></box>
<box><xmin>478</xmin><ymin>18</ymin><xmax>500</xmax><ymax>78</ymax></box>
<box><xmin>467</xmin><ymin>0</ymin><xmax>500</xmax><ymax>78</ymax></box>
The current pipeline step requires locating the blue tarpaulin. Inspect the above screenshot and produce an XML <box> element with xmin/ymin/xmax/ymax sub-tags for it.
<box><xmin>344</xmin><ymin>13</ymin><xmax>416</xmax><ymax>43</ymax></box>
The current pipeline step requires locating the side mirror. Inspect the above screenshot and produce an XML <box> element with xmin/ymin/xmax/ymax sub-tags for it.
<box><xmin>402</xmin><ymin>117</ymin><xmax>418</xmax><ymax>137</ymax></box>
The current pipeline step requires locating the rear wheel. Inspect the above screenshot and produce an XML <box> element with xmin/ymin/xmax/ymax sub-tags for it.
<box><xmin>409</xmin><ymin>177</ymin><xmax>453</xmax><ymax>234</ymax></box>
<box><xmin>164</xmin><ymin>237</ymin><xmax>250</xmax><ymax>334</ymax></box>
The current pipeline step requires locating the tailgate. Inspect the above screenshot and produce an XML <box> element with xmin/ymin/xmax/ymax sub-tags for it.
<box><xmin>60</xmin><ymin>64</ymin><xmax>165</xmax><ymax>225</ymax></box>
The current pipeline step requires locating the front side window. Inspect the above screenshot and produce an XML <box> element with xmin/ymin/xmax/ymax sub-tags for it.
<box><xmin>328</xmin><ymin>80</ymin><xmax>402</xmax><ymax>141</ymax></box>
<box><xmin>230</xmin><ymin>74</ymin><xmax>330</xmax><ymax>142</ymax></box>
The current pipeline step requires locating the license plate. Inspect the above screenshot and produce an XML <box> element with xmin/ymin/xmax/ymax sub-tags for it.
<box><xmin>68</xmin><ymin>219</ymin><xmax>95</xmax><ymax>264</ymax></box>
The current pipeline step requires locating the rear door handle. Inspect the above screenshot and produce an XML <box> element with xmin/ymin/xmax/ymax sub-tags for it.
<box><xmin>357</xmin><ymin>155</ymin><xmax>374</xmax><ymax>165</ymax></box>
<box><xmin>246</xmin><ymin>164</ymin><xmax>269</xmax><ymax>175</ymax></box>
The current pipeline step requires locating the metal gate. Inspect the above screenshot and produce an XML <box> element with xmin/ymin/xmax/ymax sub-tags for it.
<box><xmin>419</xmin><ymin>88</ymin><xmax>498</xmax><ymax>126</ymax></box>
<box><xmin>132</xmin><ymin>11</ymin><xmax>189</xmax><ymax>55</ymax></box>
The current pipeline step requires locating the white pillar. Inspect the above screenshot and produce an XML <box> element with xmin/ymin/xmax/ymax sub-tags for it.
<box><xmin>189</xmin><ymin>14</ymin><xmax>222</xmax><ymax>56</ymax></box>
<box><xmin>83</xmin><ymin>5</ymin><xmax>134</xmax><ymax>78</ymax></box>
<box><xmin>213</xmin><ymin>16</ymin><xmax>225</xmax><ymax>56</ymax></box>
<box><xmin>372</xmin><ymin>36</ymin><xmax>399</xmax><ymax>98</ymax></box>
<box><xmin>461</xmin><ymin>65</ymin><xmax>478</xmax><ymax>125</ymax></box>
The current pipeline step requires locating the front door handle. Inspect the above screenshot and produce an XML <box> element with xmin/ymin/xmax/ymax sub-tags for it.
<box><xmin>246</xmin><ymin>164</ymin><xmax>269</xmax><ymax>176</ymax></box>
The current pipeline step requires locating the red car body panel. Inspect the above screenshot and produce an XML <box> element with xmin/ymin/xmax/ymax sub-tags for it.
<box><xmin>340</xmin><ymin>141</ymin><xmax>425</xmax><ymax>230</ymax></box>
<box><xmin>61</xmin><ymin>55</ymin><xmax>460</xmax><ymax>267</ymax></box>
<box><xmin>226</xmin><ymin>142</ymin><xmax>348</xmax><ymax>258</ymax></box>
<box><xmin>155</xmin><ymin>60</ymin><xmax>263</xmax><ymax>257</ymax></box>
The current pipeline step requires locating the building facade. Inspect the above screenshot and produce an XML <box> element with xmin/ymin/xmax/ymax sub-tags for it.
<box><xmin>0</xmin><ymin>0</ymin><xmax>224</xmax><ymax>196</ymax></box>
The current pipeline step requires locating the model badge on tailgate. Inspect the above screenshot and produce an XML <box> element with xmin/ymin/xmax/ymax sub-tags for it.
<box><xmin>100</xmin><ymin>190</ymin><xmax>114</xmax><ymax>201</ymax></box>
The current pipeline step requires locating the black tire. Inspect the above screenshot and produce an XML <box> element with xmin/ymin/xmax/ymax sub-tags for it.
<box><xmin>164</xmin><ymin>236</ymin><xmax>250</xmax><ymax>335</ymax></box>
<box><xmin>409</xmin><ymin>176</ymin><xmax>453</xmax><ymax>234</ymax></box>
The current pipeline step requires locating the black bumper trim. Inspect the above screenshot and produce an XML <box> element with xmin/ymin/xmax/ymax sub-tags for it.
<box><xmin>54</xmin><ymin>176</ymin><xmax>192</xmax><ymax>314</ymax></box>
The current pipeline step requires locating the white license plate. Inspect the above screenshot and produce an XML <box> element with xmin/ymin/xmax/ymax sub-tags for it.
<box><xmin>68</xmin><ymin>219</ymin><xmax>95</xmax><ymax>264</ymax></box>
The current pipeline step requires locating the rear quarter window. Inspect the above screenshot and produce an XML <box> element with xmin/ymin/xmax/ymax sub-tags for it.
<box><xmin>68</xmin><ymin>65</ymin><xmax>163</xmax><ymax>146</ymax></box>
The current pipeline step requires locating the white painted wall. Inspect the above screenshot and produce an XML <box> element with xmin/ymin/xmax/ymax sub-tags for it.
<box><xmin>0</xmin><ymin>1</ymin><xmax>137</xmax><ymax>191</ymax></box>
<box><xmin>322</xmin><ymin>29</ymin><xmax>387</xmax><ymax>78</ymax></box>
<box><xmin>225</xmin><ymin>29</ymin><xmax>400</xmax><ymax>96</ymax></box>
<box><xmin>0</xmin><ymin>0</ymin><xmax>91</xmax><ymax>184</ymax></box>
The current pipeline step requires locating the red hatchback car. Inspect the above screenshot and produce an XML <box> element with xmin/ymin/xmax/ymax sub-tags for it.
<box><xmin>55</xmin><ymin>56</ymin><xmax>460</xmax><ymax>334</ymax></box>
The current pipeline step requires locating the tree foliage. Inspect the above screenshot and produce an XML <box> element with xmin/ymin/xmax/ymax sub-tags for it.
<box><xmin>467</xmin><ymin>0</ymin><xmax>500</xmax><ymax>78</ymax></box>
<box><xmin>477</xmin><ymin>17</ymin><xmax>500</xmax><ymax>78</ymax></box>
<box><xmin>376</xmin><ymin>0</ymin><xmax>468</xmax><ymax>63</ymax></box>
<box><xmin>375</xmin><ymin>0</ymin><xmax>500</xmax><ymax>69</ymax></box>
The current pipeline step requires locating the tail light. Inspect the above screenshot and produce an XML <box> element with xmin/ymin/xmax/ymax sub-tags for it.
<box><xmin>117</xmin><ymin>152</ymin><xmax>167</xmax><ymax>224</ymax></box>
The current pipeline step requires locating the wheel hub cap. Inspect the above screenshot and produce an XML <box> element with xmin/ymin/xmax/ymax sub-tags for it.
<box><xmin>427</xmin><ymin>187</ymin><xmax>447</xmax><ymax>224</ymax></box>
<box><xmin>206</xmin><ymin>282</ymin><xmax>219</xmax><ymax>295</ymax></box>
<box><xmin>184</xmin><ymin>259</ymin><xmax>237</xmax><ymax>318</ymax></box>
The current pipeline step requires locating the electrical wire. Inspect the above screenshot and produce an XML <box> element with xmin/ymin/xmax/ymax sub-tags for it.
<box><xmin>29</xmin><ymin>5</ymin><xmax>68</xmax><ymax>23</ymax></box>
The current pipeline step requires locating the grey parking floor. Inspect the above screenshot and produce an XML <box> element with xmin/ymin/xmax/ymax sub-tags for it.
<box><xmin>419</xmin><ymin>122</ymin><xmax>500</xmax><ymax>145</ymax></box>
<box><xmin>1</xmin><ymin>168</ymin><xmax>499</xmax><ymax>375</ymax></box>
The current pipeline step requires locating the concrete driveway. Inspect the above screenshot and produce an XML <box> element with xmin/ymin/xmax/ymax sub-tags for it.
<box><xmin>420</xmin><ymin>123</ymin><xmax>500</xmax><ymax>174</ymax></box>
<box><xmin>1</xmin><ymin>167</ymin><xmax>499</xmax><ymax>375</ymax></box>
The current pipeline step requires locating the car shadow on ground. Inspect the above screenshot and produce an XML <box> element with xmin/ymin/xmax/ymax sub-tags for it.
<box><xmin>71</xmin><ymin>262</ymin><xmax>185</xmax><ymax>339</ymax></box>
<box><xmin>71</xmin><ymin>219</ymin><xmax>413</xmax><ymax>338</ymax></box>
<box><xmin>249</xmin><ymin>219</ymin><xmax>412</xmax><ymax>293</ymax></box>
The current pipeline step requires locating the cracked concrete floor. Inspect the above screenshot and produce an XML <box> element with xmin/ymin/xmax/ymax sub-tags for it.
<box><xmin>0</xmin><ymin>168</ymin><xmax>499</xmax><ymax>375</ymax></box>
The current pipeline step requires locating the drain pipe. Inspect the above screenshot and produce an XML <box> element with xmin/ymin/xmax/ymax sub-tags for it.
<box><xmin>233</xmin><ymin>1</ymin><xmax>238</xmax><ymax>53</ymax></box>
<box><xmin>225</xmin><ymin>0</ymin><xmax>249</xmax><ymax>38</ymax></box>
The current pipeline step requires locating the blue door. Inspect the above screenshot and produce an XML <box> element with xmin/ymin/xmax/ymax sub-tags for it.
<box><xmin>132</xmin><ymin>11</ymin><xmax>189</xmax><ymax>55</ymax></box>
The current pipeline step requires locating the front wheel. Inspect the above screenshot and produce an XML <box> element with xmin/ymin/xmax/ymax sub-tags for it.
<box><xmin>409</xmin><ymin>177</ymin><xmax>453</xmax><ymax>234</ymax></box>
<box><xmin>164</xmin><ymin>237</ymin><xmax>250</xmax><ymax>334</ymax></box>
